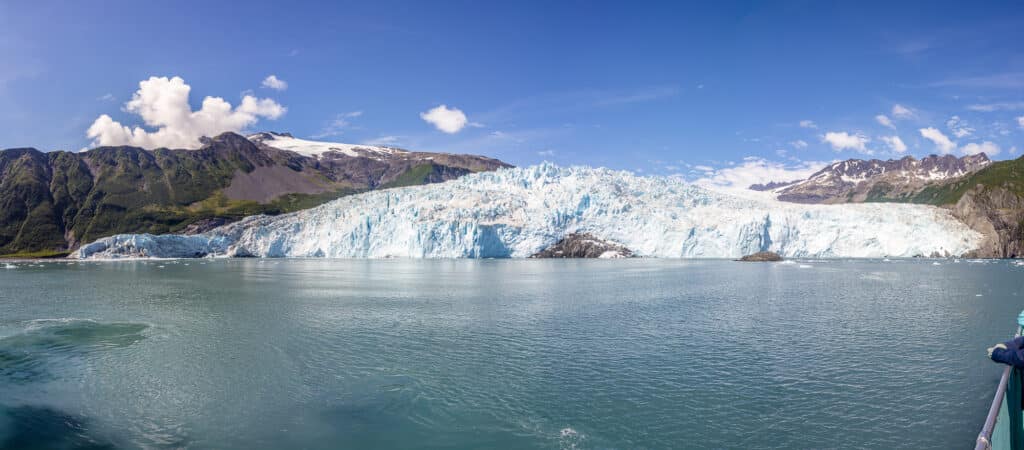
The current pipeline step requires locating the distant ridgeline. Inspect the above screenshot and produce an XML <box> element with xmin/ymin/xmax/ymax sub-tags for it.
<box><xmin>755</xmin><ymin>153</ymin><xmax>1024</xmax><ymax>258</ymax></box>
<box><xmin>0</xmin><ymin>132</ymin><xmax>509</xmax><ymax>257</ymax></box>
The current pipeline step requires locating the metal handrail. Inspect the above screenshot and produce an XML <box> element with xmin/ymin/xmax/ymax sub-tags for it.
<box><xmin>976</xmin><ymin>365</ymin><xmax>1013</xmax><ymax>450</ymax></box>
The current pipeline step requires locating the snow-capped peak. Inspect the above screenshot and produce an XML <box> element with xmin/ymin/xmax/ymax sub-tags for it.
<box><xmin>248</xmin><ymin>131</ymin><xmax>405</xmax><ymax>159</ymax></box>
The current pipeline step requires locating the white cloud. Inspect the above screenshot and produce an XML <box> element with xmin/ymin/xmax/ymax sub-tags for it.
<box><xmin>693</xmin><ymin>165</ymin><xmax>714</xmax><ymax>172</ymax></box>
<box><xmin>961</xmin><ymin>141</ymin><xmax>1001</xmax><ymax>156</ymax></box>
<box><xmin>891</xmin><ymin>104</ymin><xmax>915</xmax><ymax>119</ymax></box>
<box><xmin>968</xmin><ymin>102</ymin><xmax>1024</xmax><ymax>112</ymax></box>
<box><xmin>537</xmin><ymin>149</ymin><xmax>555</xmax><ymax>157</ymax></box>
<box><xmin>695</xmin><ymin>157</ymin><xmax>828</xmax><ymax>190</ymax></box>
<box><xmin>945</xmin><ymin>115</ymin><xmax>974</xmax><ymax>138</ymax></box>
<box><xmin>1017</xmin><ymin>116</ymin><xmax>1024</xmax><ymax>128</ymax></box>
<box><xmin>311</xmin><ymin>111</ymin><xmax>363</xmax><ymax>138</ymax></box>
<box><xmin>918</xmin><ymin>127</ymin><xmax>956</xmax><ymax>154</ymax></box>
<box><xmin>790</xmin><ymin>139</ymin><xmax>808</xmax><ymax>149</ymax></box>
<box><xmin>879</xmin><ymin>135</ymin><xmax>907</xmax><ymax>153</ymax></box>
<box><xmin>86</xmin><ymin>76</ymin><xmax>286</xmax><ymax>149</ymax></box>
<box><xmin>799</xmin><ymin>120</ymin><xmax>817</xmax><ymax>129</ymax></box>
<box><xmin>420</xmin><ymin>104</ymin><xmax>469</xmax><ymax>134</ymax></box>
<box><xmin>875</xmin><ymin>114</ymin><xmax>895</xmax><ymax>129</ymax></box>
<box><xmin>261</xmin><ymin>75</ymin><xmax>288</xmax><ymax>91</ymax></box>
<box><xmin>823</xmin><ymin>131</ymin><xmax>871</xmax><ymax>154</ymax></box>
<box><xmin>362</xmin><ymin>135</ymin><xmax>401</xmax><ymax>146</ymax></box>
<box><xmin>97</xmin><ymin>93</ymin><xmax>115</xmax><ymax>102</ymax></box>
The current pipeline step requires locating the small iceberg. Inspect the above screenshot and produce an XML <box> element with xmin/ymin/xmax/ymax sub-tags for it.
<box><xmin>3</xmin><ymin>263</ymin><xmax>16</xmax><ymax>269</ymax></box>
<box><xmin>932</xmin><ymin>262</ymin><xmax>942</xmax><ymax>266</ymax></box>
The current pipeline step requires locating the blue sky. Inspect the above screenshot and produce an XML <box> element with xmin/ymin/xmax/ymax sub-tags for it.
<box><xmin>1</xmin><ymin>1</ymin><xmax>1023</xmax><ymax>184</ymax></box>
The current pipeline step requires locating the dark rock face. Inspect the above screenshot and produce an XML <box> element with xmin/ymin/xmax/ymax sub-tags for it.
<box><xmin>0</xmin><ymin>132</ymin><xmax>510</xmax><ymax>255</ymax></box>
<box><xmin>775</xmin><ymin>154</ymin><xmax>990</xmax><ymax>203</ymax></box>
<box><xmin>952</xmin><ymin>186</ymin><xmax>1024</xmax><ymax>258</ymax></box>
<box><xmin>531</xmin><ymin>233</ymin><xmax>634</xmax><ymax>258</ymax></box>
<box><xmin>738</xmin><ymin>251</ymin><xmax>783</xmax><ymax>262</ymax></box>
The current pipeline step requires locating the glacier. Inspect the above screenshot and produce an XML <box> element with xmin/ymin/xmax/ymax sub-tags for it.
<box><xmin>71</xmin><ymin>164</ymin><xmax>982</xmax><ymax>259</ymax></box>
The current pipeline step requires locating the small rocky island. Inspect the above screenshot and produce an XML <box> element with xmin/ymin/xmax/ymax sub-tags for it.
<box><xmin>737</xmin><ymin>251</ymin><xmax>783</xmax><ymax>262</ymax></box>
<box><xmin>531</xmin><ymin>233</ymin><xmax>634</xmax><ymax>258</ymax></box>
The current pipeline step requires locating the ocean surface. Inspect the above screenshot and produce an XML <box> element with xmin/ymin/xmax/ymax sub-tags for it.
<box><xmin>1</xmin><ymin>258</ymin><xmax>1022</xmax><ymax>449</ymax></box>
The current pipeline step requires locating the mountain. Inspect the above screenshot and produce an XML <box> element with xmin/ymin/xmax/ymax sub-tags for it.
<box><xmin>771</xmin><ymin>154</ymin><xmax>991</xmax><ymax>203</ymax></box>
<box><xmin>0</xmin><ymin>132</ymin><xmax>508</xmax><ymax>257</ymax></box>
<box><xmin>765</xmin><ymin>152</ymin><xmax>1024</xmax><ymax>257</ymax></box>
<box><xmin>72</xmin><ymin>164</ymin><xmax>980</xmax><ymax>259</ymax></box>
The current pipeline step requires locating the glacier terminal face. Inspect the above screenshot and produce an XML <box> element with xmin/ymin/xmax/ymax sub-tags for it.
<box><xmin>71</xmin><ymin>164</ymin><xmax>981</xmax><ymax>259</ymax></box>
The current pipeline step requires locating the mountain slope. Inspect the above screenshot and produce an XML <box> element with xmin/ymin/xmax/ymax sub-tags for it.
<box><xmin>773</xmin><ymin>154</ymin><xmax>990</xmax><ymax>203</ymax></box>
<box><xmin>0</xmin><ymin>132</ymin><xmax>509</xmax><ymax>256</ymax></box>
<box><xmin>73</xmin><ymin>164</ymin><xmax>980</xmax><ymax>259</ymax></box>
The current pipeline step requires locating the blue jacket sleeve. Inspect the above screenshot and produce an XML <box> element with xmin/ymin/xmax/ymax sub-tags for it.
<box><xmin>992</xmin><ymin>336</ymin><xmax>1024</xmax><ymax>368</ymax></box>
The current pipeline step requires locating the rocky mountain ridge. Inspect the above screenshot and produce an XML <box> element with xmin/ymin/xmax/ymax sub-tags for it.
<box><xmin>770</xmin><ymin>154</ymin><xmax>991</xmax><ymax>203</ymax></box>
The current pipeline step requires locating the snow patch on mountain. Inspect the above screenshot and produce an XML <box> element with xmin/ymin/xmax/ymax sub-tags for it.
<box><xmin>248</xmin><ymin>132</ymin><xmax>402</xmax><ymax>159</ymax></box>
<box><xmin>72</xmin><ymin>164</ymin><xmax>982</xmax><ymax>259</ymax></box>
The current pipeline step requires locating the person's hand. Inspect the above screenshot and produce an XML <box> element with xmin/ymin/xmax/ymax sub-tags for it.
<box><xmin>989</xmin><ymin>343</ymin><xmax>1008</xmax><ymax>358</ymax></box>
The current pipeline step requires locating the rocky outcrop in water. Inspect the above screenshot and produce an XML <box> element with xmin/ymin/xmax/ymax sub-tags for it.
<box><xmin>738</xmin><ymin>251</ymin><xmax>783</xmax><ymax>262</ymax></box>
<box><xmin>531</xmin><ymin>233</ymin><xmax>634</xmax><ymax>258</ymax></box>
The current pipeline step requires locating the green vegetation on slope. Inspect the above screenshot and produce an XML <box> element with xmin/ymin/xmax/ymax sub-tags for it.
<box><xmin>909</xmin><ymin>157</ymin><xmax>1024</xmax><ymax>205</ymax></box>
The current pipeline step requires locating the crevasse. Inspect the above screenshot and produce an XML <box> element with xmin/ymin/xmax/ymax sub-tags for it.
<box><xmin>72</xmin><ymin>164</ymin><xmax>982</xmax><ymax>259</ymax></box>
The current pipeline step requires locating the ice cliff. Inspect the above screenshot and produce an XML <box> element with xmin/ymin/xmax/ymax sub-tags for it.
<box><xmin>72</xmin><ymin>164</ymin><xmax>982</xmax><ymax>259</ymax></box>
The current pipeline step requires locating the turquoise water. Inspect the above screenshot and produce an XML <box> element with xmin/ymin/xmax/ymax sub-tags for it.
<box><xmin>1</xmin><ymin>258</ymin><xmax>1023</xmax><ymax>449</ymax></box>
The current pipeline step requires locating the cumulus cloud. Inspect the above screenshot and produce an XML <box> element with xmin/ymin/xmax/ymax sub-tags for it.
<box><xmin>86</xmin><ymin>76</ymin><xmax>286</xmax><ymax>149</ymax></box>
<box><xmin>961</xmin><ymin>141</ymin><xmax>1001</xmax><ymax>156</ymax></box>
<box><xmin>261</xmin><ymin>74</ymin><xmax>288</xmax><ymax>91</ymax></box>
<box><xmin>945</xmin><ymin>115</ymin><xmax>974</xmax><ymax>138</ymax></box>
<box><xmin>823</xmin><ymin>131</ymin><xmax>871</xmax><ymax>154</ymax></box>
<box><xmin>919</xmin><ymin>127</ymin><xmax>956</xmax><ymax>154</ymax></box>
<box><xmin>695</xmin><ymin>157</ymin><xmax>828</xmax><ymax>190</ymax></box>
<box><xmin>799</xmin><ymin>120</ymin><xmax>817</xmax><ymax>129</ymax></box>
<box><xmin>1018</xmin><ymin>116</ymin><xmax>1024</xmax><ymax>128</ymax></box>
<box><xmin>875</xmin><ymin>114</ymin><xmax>895</xmax><ymax>129</ymax></box>
<box><xmin>420</xmin><ymin>104</ymin><xmax>469</xmax><ymax>134</ymax></box>
<box><xmin>892</xmin><ymin>104</ymin><xmax>915</xmax><ymax>119</ymax></box>
<box><xmin>879</xmin><ymin>135</ymin><xmax>907</xmax><ymax>153</ymax></box>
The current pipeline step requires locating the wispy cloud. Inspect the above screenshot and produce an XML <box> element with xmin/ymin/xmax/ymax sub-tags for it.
<box><xmin>694</xmin><ymin>157</ymin><xmax>828</xmax><ymax>190</ymax></box>
<box><xmin>799</xmin><ymin>120</ymin><xmax>817</xmax><ymax>129</ymax></box>
<box><xmin>879</xmin><ymin>135</ymin><xmax>907</xmax><ymax>153</ymax></box>
<box><xmin>311</xmin><ymin>111</ymin><xmax>363</xmax><ymax>139</ymax></box>
<box><xmin>362</xmin><ymin>135</ymin><xmax>401</xmax><ymax>146</ymax></box>
<box><xmin>891</xmin><ymin>104</ymin><xmax>915</xmax><ymax>119</ymax></box>
<box><xmin>475</xmin><ymin>85</ymin><xmax>680</xmax><ymax>125</ymax></box>
<box><xmin>919</xmin><ymin>127</ymin><xmax>956</xmax><ymax>154</ymax></box>
<box><xmin>875</xmin><ymin>114</ymin><xmax>895</xmax><ymax>129</ymax></box>
<box><xmin>945</xmin><ymin>115</ymin><xmax>974</xmax><ymax>138</ymax></box>
<box><xmin>929</xmin><ymin>72</ymin><xmax>1024</xmax><ymax>89</ymax></box>
<box><xmin>967</xmin><ymin>101</ymin><xmax>1024</xmax><ymax>112</ymax></box>
<box><xmin>592</xmin><ymin>85</ymin><xmax>680</xmax><ymax>106</ymax></box>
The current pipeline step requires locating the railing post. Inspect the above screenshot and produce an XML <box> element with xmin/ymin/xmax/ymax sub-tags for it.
<box><xmin>1011</xmin><ymin>367</ymin><xmax>1024</xmax><ymax>450</ymax></box>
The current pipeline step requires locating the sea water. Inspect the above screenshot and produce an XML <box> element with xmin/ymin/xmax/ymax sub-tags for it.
<box><xmin>0</xmin><ymin>258</ymin><xmax>1021</xmax><ymax>448</ymax></box>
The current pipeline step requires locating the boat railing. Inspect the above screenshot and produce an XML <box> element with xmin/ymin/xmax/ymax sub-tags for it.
<box><xmin>976</xmin><ymin>325</ymin><xmax>1023</xmax><ymax>450</ymax></box>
